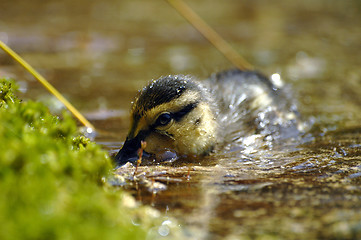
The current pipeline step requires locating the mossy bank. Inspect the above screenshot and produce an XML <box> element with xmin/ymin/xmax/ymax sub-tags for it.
<box><xmin>0</xmin><ymin>78</ymin><xmax>161</xmax><ymax>240</ymax></box>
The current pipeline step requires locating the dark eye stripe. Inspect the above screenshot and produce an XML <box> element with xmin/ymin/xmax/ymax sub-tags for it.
<box><xmin>173</xmin><ymin>102</ymin><xmax>199</xmax><ymax>122</ymax></box>
<box><xmin>149</xmin><ymin>101</ymin><xmax>199</xmax><ymax>130</ymax></box>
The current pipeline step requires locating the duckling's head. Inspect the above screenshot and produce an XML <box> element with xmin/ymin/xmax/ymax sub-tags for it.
<box><xmin>115</xmin><ymin>75</ymin><xmax>218</xmax><ymax>166</ymax></box>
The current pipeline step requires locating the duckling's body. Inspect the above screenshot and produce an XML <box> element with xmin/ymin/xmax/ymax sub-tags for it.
<box><xmin>206</xmin><ymin>70</ymin><xmax>301</xmax><ymax>150</ymax></box>
<box><xmin>115</xmin><ymin>69</ymin><xmax>302</xmax><ymax>165</ymax></box>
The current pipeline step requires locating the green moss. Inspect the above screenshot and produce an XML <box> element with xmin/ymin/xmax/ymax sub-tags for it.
<box><xmin>0</xmin><ymin>78</ymin><xmax>155</xmax><ymax>240</ymax></box>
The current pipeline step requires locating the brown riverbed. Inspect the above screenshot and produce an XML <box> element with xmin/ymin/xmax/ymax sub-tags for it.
<box><xmin>1</xmin><ymin>0</ymin><xmax>361</xmax><ymax>239</ymax></box>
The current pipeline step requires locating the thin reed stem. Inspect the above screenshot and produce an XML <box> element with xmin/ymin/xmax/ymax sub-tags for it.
<box><xmin>166</xmin><ymin>0</ymin><xmax>254</xmax><ymax>71</ymax></box>
<box><xmin>0</xmin><ymin>40</ymin><xmax>95</xmax><ymax>131</ymax></box>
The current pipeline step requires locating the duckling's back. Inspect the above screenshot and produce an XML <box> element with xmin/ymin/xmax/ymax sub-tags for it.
<box><xmin>203</xmin><ymin>69</ymin><xmax>304</xmax><ymax>150</ymax></box>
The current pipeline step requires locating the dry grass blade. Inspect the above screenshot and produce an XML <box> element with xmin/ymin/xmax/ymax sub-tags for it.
<box><xmin>134</xmin><ymin>141</ymin><xmax>147</xmax><ymax>177</ymax></box>
<box><xmin>166</xmin><ymin>0</ymin><xmax>254</xmax><ymax>71</ymax></box>
<box><xmin>0</xmin><ymin>40</ymin><xmax>95</xmax><ymax>131</ymax></box>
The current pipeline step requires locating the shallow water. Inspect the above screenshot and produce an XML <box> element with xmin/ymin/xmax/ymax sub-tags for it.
<box><xmin>1</xmin><ymin>0</ymin><xmax>361</xmax><ymax>239</ymax></box>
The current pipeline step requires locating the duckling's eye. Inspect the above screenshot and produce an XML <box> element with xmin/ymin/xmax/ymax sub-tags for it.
<box><xmin>155</xmin><ymin>113</ymin><xmax>172</xmax><ymax>126</ymax></box>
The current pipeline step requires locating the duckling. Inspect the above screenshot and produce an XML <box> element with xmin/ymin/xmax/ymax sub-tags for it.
<box><xmin>115</xmin><ymin>69</ymin><xmax>302</xmax><ymax>166</ymax></box>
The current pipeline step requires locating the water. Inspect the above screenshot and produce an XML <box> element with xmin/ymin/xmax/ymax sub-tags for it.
<box><xmin>1</xmin><ymin>0</ymin><xmax>360</xmax><ymax>238</ymax></box>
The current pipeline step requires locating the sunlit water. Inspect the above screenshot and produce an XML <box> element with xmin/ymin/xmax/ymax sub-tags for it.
<box><xmin>1</xmin><ymin>0</ymin><xmax>360</xmax><ymax>239</ymax></box>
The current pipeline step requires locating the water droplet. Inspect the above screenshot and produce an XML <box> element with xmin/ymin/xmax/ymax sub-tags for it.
<box><xmin>270</xmin><ymin>73</ymin><xmax>284</xmax><ymax>88</ymax></box>
<box><xmin>158</xmin><ymin>225</ymin><xmax>170</xmax><ymax>237</ymax></box>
